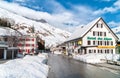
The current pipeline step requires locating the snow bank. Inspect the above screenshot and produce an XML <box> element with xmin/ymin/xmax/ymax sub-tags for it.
<box><xmin>54</xmin><ymin>51</ymin><xmax>62</xmax><ymax>55</ymax></box>
<box><xmin>73</xmin><ymin>54</ymin><xmax>120</xmax><ymax>64</ymax></box>
<box><xmin>0</xmin><ymin>54</ymin><xmax>49</xmax><ymax>78</ymax></box>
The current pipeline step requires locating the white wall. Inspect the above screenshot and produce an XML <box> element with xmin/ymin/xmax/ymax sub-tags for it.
<box><xmin>82</xmin><ymin>19</ymin><xmax>116</xmax><ymax>54</ymax></box>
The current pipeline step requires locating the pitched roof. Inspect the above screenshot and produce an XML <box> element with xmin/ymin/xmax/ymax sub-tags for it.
<box><xmin>66</xmin><ymin>17</ymin><xmax>119</xmax><ymax>42</ymax></box>
<box><xmin>67</xmin><ymin>17</ymin><xmax>101</xmax><ymax>41</ymax></box>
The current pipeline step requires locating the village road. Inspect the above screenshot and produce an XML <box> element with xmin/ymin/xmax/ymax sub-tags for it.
<box><xmin>48</xmin><ymin>54</ymin><xmax>120</xmax><ymax>78</ymax></box>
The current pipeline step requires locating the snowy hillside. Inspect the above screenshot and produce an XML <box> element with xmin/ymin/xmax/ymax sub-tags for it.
<box><xmin>0</xmin><ymin>2</ymin><xmax>71</xmax><ymax>47</ymax></box>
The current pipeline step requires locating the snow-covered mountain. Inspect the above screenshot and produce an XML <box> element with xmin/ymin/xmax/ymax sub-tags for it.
<box><xmin>112</xmin><ymin>26</ymin><xmax>120</xmax><ymax>41</ymax></box>
<box><xmin>0</xmin><ymin>2</ymin><xmax>71</xmax><ymax>47</ymax></box>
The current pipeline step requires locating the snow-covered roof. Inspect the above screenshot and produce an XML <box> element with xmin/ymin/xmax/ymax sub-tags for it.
<box><xmin>67</xmin><ymin>17</ymin><xmax>101</xmax><ymax>41</ymax></box>
<box><xmin>0</xmin><ymin>27</ymin><xmax>20</xmax><ymax>36</ymax></box>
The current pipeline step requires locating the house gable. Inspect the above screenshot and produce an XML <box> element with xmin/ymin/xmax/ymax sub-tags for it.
<box><xmin>82</xmin><ymin>18</ymin><xmax>119</xmax><ymax>46</ymax></box>
<box><xmin>83</xmin><ymin>18</ymin><xmax>119</xmax><ymax>41</ymax></box>
<box><xmin>66</xmin><ymin>17</ymin><xmax>101</xmax><ymax>42</ymax></box>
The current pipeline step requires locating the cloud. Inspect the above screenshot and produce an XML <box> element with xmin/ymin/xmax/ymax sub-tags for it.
<box><xmin>94</xmin><ymin>0</ymin><xmax>120</xmax><ymax>15</ymax></box>
<box><xmin>108</xmin><ymin>21</ymin><xmax>120</xmax><ymax>28</ymax></box>
<box><xmin>71</xmin><ymin>5</ymin><xmax>98</xmax><ymax>23</ymax></box>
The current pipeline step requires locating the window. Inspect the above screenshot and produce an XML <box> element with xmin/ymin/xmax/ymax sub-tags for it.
<box><xmin>26</xmin><ymin>44</ymin><xmax>30</xmax><ymax>47</ymax></box>
<box><xmin>19</xmin><ymin>49</ymin><xmax>22</xmax><ymax>53</ymax></box>
<box><xmin>89</xmin><ymin>50</ymin><xmax>92</xmax><ymax>53</ymax></box>
<box><xmin>93</xmin><ymin>41</ymin><xmax>95</xmax><ymax>45</ymax></box>
<box><xmin>88</xmin><ymin>41</ymin><xmax>91</xmax><ymax>45</ymax></box>
<box><xmin>105</xmin><ymin>41</ymin><xmax>106</xmax><ymax>45</ymax></box>
<box><xmin>97</xmin><ymin>24</ymin><xmax>98</xmax><ymax>28</ymax></box>
<box><xmin>111</xmin><ymin>49</ymin><xmax>113</xmax><ymax>54</ymax></box>
<box><xmin>100</xmin><ymin>41</ymin><xmax>102</xmax><ymax>45</ymax></box>
<box><xmin>101</xmin><ymin>23</ymin><xmax>103</xmax><ymax>28</ymax></box>
<box><xmin>93</xmin><ymin>31</ymin><xmax>95</xmax><ymax>36</ymax></box>
<box><xmin>98</xmin><ymin>50</ymin><xmax>100</xmax><ymax>53</ymax></box>
<box><xmin>105</xmin><ymin>50</ymin><xmax>107</xmax><ymax>53</ymax></box>
<box><xmin>107</xmin><ymin>41</ymin><xmax>109</xmax><ymax>45</ymax></box>
<box><xmin>32</xmin><ymin>48</ymin><xmax>34</xmax><ymax>52</ymax></box>
<box><xmin>20</xmin><ymin>38</ymin><xmax>25</xmax><ymax>41</ymax></box>
<box><xmin>32</xmin><ymin>44</ymin><xmax>34</xmax><ymax>47</ymax></box>
<box><xmin>111</xmin><ymin>41</ymin><xmax>113</xmax><ymax>45</ymax></box>
<box><xmin>94</xmin><ymin>50</ymin><xmax>96</xmax><ymax>53</ymax></box>
<box><xmin>100</xmin><ymin>32</ymin><xmax>102</xmax><ymax>36</ymax></box>
<box><xmin>101</xmin><ymin>50</ymin><xmax>102</xmax><ymax>53</ymax></box>
<box><xmin>26</xmin><ymin>49</ymin><xmax>30</xmax><ymax>53</ymax></box>
<box><xmin>32</xmin><ymin>38</ymin><xmax>34</xmax><ymax>41</ymax></box>
<box><xmin>104</xmin><ymin>32</ymin><xmax>106</xmax><ymax>36</ymax></box>
<box><xmin>4</xmin><ymin>37</ymin><xmax>8</xmax><ymax>41</ymax></box>
<box><xmin>98</xmin><ymin>32</ymin><xmax>99</xmax><ymax>36</ymax></box>
<box><xmin>98</xmin><ymin>41</ymin><xmax>99</xmax><ymax>45</ymax></box>
<box><xmin>107</xmin><ymin>49</ymin><xmax>109</xmax><ymax>53</ymax></box>
<box><xmin>26</xmin><ymin>38</ymin><xmax>30</xmax><ymax>41</ymax></box>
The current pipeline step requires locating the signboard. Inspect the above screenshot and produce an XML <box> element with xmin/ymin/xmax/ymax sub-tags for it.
<box><xmin>87</xmin><ymin>37</ymin><xmax>96</xmax><ymax>40</ymax></box>
<box><xmin>87</xmin><ymin>37</ymin><xmax>112</xmax><ymax>41</ymax></box>
<box><xmin>97</xmin><ymin>46</ymin><xmax>115</xmax><ymax>48</ymax></box>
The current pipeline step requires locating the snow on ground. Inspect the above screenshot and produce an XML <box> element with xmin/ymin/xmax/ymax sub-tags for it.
<box><xmin>0</xmin><ymin>53</ymin><xmax>49</xmax><ymax>78</ymax></box>
<box><xmin>73</xmin><ymin>54</ymin><xmax>120</xmax><ymax>64</ymax></box>
<box><xmin>54</xmin><ymin>51</ymin><xmax>62</xmax><ymax>55</ymax></box>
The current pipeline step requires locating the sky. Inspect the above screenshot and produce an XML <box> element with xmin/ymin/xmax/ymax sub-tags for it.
<box><xmin>2</xmin><ymin>0</ymin><xmax>120</xmax><ymax>32</ymax></box>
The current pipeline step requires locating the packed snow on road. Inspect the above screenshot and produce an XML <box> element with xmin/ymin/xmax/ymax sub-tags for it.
<box><xmin>0</xmin><ymin>53</ymin><xmax>49</xmax><ymax>78</ymax></box>
<box><xmin>73</xmin><ymin>54</ymin><xmax>120</xmax><ymax>64</ymax></box>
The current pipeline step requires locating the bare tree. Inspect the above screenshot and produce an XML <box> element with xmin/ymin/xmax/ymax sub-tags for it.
<box><xmin>0</xmin><ymin>17</ymin><xmax>23</xmax><ymax>47</ymax></box>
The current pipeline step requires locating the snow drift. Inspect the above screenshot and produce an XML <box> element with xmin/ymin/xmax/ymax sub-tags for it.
<box><xmin>73</xmin><ymin>54</ymin><xmax>120</xmax><ymax>64</ymax></box>
<box><xmin>0</xmin><ymin>54</ymin><xmax>49</xmax><ymax>78</ymax></box>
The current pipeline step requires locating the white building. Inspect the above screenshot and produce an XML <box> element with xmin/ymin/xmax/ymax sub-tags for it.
<box><xmin>65</xmin><ymin>17</ymin><xmax>119</xmax><ymax>55</ymax></box>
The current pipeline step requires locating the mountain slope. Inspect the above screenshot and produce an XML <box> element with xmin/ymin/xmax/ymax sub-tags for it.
<box><xmin>0</xmin><ymin>4</ymin><xmax>70</xmax><ymax>47</ymax></box>
<box><xmin>112</xmin><ymin>26</ymin><xmax>120</xmax><ymax>41</ymax></box>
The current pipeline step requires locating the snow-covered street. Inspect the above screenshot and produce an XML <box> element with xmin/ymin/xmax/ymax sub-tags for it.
<box><xmin>0</xmin><ymin>53</ymin><xmax>49</xmax><ymax>78</ymax></box>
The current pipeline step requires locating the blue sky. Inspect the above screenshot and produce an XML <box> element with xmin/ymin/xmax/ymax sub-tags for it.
<box><xmin>3</xmin><ymin>0</ymin><xmax>120</xmax><ymax>32</ymax></box>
